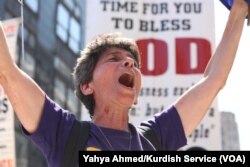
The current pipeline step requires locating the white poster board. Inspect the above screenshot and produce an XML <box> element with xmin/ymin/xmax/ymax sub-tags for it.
<box><xmin>84</xmin><ymin>0</ymin><xmax>221</xmax><ymax>150</ymax></box>
<box><xmin>0</xmin><ymin>17</ymin><xmax>20</xmax><ymax>167</ymax></box>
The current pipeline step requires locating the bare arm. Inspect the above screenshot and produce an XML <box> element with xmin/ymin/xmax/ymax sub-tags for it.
<box><xmin>174</xmin><ymin>0</ymin><xmax>248</xmax><ymax>136</ymax></box>
<box><xmin>0</xmin><ymin>21</ymin><xmax>45</xmax><ymax>133</ymax></box>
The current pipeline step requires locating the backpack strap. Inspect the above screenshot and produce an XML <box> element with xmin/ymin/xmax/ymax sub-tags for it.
<box><xmin>62</xmin><ymin>120</ymin><xmax>90</xmax><ymax>167</ymax></box>
<box><xmin>62</xmin><ymin>120</ymin><xmax>160</xmax><ymax>166</ymax></box>
<box><xmin>138</xmin><ymin>125</ymin><xmax>161</xmax><ymax>150</ymax></box>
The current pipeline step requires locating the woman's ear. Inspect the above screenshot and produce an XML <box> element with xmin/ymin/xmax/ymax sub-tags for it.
<box><xmin>80</xmin><ymin>84</ymin><xmax>93</xmax><ymax>95</ymax></box>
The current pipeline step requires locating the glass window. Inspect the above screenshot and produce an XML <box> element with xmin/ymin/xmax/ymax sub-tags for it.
<box><xmin>56</xmin><ymin>4</ymin><xmax>69</xmax><ymax>42</ymax></box>
<box><xmin>64</xmin><ymin>0</ymin><xmax>74</xmax><ymax>10</ymax></box>
<box><xmin>74</xmin><ymin>6</ymin><xmax>81</xmax><ymax>18</ymax></box>
<box><xmin>25</xmin><ymin>0</ymin><xmax>39</xmax><ymax>13</ymax></box>
<box><xmin>69</xmin><ymin>38</ymin><xmax>78</xmax><ymax>53</ymax></box>
<box><xmin>67</xmin><ymin>89</ymin><xmax>78</xmax><ymax>115</ymax></box>
<box><xmin>54</xmin><ymin>77</ymin><xmax>66</xmax><ymax>107</ymax></box>
<box><xmin>56</xmin><ymin>25</ymin><xmax>67</xmax><ymax>42</ymax></box>
<box><xmin>69</xmin><ymin>18</ymin><xmax>80</xmax><ymax>41</ymax></box>
<box><xmin>57</xmin><ymin>4</ymin><xmax>69</xmax><ymax>29</ymax></box>
<box><xmin>69</xmin><ymin>17</ymin><xmax>80</xmax><ymax>53</ymax></box>
<box><xmin>18</xmin><ymin>26</ymin><xmax>36</xmax><ymax>48</ymax></box>
<box><xmin>56</xmin><ymin>2</ymin><xmax>81</xmax><ymax>54</ymax></box>
<box><xmin>18</xmin><ymin>26</ymin><xmax>28</xmax><ymax>41</ymax></box>
<box><xmin>54</xmin><ymin>57</ymin><xmax>71</xmax><ymax>80</ymax></box>
<box><xmin>28</xmin><ymin>33</ymin><xmax>36</xmax><ymax>48</ymax></box>
<box><xmin>20</xmin><ymin>51</ymin><xmax>35</xmax><ymax>78</ymax></box>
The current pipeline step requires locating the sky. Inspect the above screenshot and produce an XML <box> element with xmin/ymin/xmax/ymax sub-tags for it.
<box><xmin>214</xmin><ymin>1</ymin><xmax>250</xmax><ymax>150</ymax></box>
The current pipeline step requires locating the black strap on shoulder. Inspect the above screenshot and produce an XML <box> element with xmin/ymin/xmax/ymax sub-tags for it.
<box><xmin>138</xmin><ymin>126</ymin><xmax>161</xmax><ymax>150</ymax></box>
<box><xmin>62</xmin><ymin>120</ymin><xmax>160</xmax><ymax>166</ymax></box>
<box><xmin>62</xmin><ymin>120</ymin><xmax>90</xmax><ymax>167</ymax></box>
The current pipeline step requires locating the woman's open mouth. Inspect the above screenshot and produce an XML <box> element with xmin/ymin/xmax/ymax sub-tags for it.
<box><xmin>118</xmin><ymin>73</ymin><xmax>134</xmax><ymax>88</ymax></box>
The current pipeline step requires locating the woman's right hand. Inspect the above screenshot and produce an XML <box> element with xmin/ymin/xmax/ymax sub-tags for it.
<box><xmin>231</xmin><ymin>0</ymin><xmax>248</xmax><ymax>19</ymax></box>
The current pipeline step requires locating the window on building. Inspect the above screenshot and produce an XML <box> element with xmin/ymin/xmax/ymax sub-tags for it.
<box><xmin>56</xmin><ymin>4</ymin><xmax>69</xmax><ymax>42</ymax></box>
<box><xmin>74</xmin><ymin>6</ymin><xmax>81</xmax><ymax>18</ymax></box>
<box><xmin>54</xmin><ymin>77</ymin><xmax>66</xmax><ymax>107</ymax></box>
<box><xmin>20</xmin><ymin>51</ymin><xmax>35</xmax><ymax>78</ymax></box>
<box><xmin>25</xmin><ymin>0</ymin><xmax>39</xmax><ymax>13</ymax></box>
<box><xmin>18</xmin><ymin>25</ymin><xmax>28</xmax><ymax>41</ymax></box>
<box><xmin>69</xmin><ymin>17</ymin><xmax>80</xmax><ymax>53</ymax></box>
<box><xmin>56</xmin><ymin>1</ymin><xmax>81</xmax><ymax>54</ymax></box>
<box><xmin>54</xmin><ymin>57</ymin><xmax>72</xmax><ymax>80</ymax></box>
<box><xmin>67</xmin><ymin>89</ymin><xmax>78</xmax><ymax>115</ymax></box>
<box><xmin>64</xmin><ymin>0</ymin><xmax>74</xmax><ymax>10</ymax></box>
<box><xmin>18</xmin><ymin>26</ymin><xmax>36</xmax><ymax>48</ymax></box>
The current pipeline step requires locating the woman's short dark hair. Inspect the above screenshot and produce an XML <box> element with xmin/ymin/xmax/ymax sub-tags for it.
<box><xmin>73</xmin><ymin>33</ymin><xmax>141</xmax><ymax>116</ymax></box>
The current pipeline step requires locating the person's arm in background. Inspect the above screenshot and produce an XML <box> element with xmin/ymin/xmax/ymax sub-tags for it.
<box><xmin>0</xmin><ymin>21</ymin><xmax>45</xmax><ymax>133</ymax></box>
<box><xmin>174</xmin><ymin>0</ymin><xmax>248</xmax><ymax>136</ymax></box>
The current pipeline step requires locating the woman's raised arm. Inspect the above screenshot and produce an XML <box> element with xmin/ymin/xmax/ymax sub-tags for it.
<box><xmin>0</xmin><ymin>21</ymin><xmax>45</xmax><ymax>133</ymax></box>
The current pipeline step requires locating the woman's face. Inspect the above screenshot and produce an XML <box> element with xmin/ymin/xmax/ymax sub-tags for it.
<box><xmin>89</xmin><ymin>47</ymin><xmax>142</xmax><ymax>109</ymax></box>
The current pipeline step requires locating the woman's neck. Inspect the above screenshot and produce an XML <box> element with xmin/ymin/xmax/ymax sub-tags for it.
<box><xmin>92</xmin><ymin>106</ymin><xmax>130</xmax><ymax>132</ymax></box>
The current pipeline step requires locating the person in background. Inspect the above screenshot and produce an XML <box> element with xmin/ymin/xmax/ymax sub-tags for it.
<box><xmin>0</xmin><ymin>0</ymin><xmax>248</xmax><ymax>166</ymax></box>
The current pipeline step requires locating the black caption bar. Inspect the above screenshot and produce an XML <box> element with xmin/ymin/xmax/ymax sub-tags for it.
<box><xmin>78</xmin><ymin>151</ymin><xmax>250</xmax><ymax>166</ymax></box>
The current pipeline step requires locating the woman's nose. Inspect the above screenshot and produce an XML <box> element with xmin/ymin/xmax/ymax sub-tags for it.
<box><xmin>122</xmin><ymin>57</ymin><xmax>135</xmax><ymax>68</ymax></box>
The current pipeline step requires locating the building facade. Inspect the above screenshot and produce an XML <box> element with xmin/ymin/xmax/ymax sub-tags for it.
<box><xmin>221</xmin><ymin>111</ymin><xmax>240</xmax><ymax>150</ymax></box>
<box><xmin>0</xmin><ymin>0</ymin><xmax>86</xmax><ymax>166</ymax></box>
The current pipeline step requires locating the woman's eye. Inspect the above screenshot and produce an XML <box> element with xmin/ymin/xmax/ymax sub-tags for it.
<box><xmin>109</xmin><ymin>57</ymin><xmax>119</xmax><ymax>61</ymax></box>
